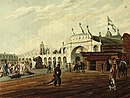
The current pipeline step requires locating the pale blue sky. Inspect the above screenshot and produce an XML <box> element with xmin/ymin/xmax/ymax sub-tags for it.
<box><xmin>0</xmin><ymin>0</ymin><xmax>129</xmax><ymax>54</ymax></box>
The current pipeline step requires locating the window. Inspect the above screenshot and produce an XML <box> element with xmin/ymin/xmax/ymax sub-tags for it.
<box><xmin>93</xmin><ymin>45</ymin><xmax>98</xmax><ymax>52</ymax></box>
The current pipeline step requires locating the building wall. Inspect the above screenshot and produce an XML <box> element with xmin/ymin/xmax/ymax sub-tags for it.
<box><xmin>81</xmin><ymin>52</ymin><xmax>119</xmax><ymax>71</ymax></box>
<box><xmin>96</xmin><ymin>61</ymin><xmax>104</xmax><ymax>71</ymax></box>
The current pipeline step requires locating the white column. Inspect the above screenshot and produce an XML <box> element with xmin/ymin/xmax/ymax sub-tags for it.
<box><xmin>67</xmin><ymin>42</ymin><xmax>72</xmax><ymax>63</ymax></box>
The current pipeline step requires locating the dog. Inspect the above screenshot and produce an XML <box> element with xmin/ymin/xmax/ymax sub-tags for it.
<box><xmin>108</xmin><ymin>77</ymin><xmax>116</xmax><ymax>91</ymax></box>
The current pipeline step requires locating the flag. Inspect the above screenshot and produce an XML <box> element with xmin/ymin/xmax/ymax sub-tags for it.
<box><xmin>107</xmin><ymin>16</ymin><xmax>116</xmax><ymax>32</ymax></box>
<box><xmin>107</xmin><ymin>16</ymin><xmax>113</xmax><ymax>25</ymax></box>
<box><xmin>111</xmin><ymin>24</ymin><xmax>116</xmax><ymax>32</ymax></box>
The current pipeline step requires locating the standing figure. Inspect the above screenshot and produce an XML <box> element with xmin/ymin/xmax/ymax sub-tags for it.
<box><xmin>2</xmin><ymin>59</ymin><xmax>9</xmax><ymax>76</ymax></box>
<box><xmin>108</xmin><ymin>59</ymin><xmax>117</xmax><ymax>91</ymax></box>
<box><xmin>53</xmin><ymin>64</ymin><xmax>61</xmax><ymax>86</ymax></box>
<box><xmin>20</xmin><ymin>62</ymin><xmax>25</xmax><ymax>75</ymax></box>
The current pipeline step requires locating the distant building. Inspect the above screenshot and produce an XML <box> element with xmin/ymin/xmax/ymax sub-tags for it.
<box><xmin>0</xmin><ymin>53</ymin><xmax>18</xmax><ymax>64</ymax></box>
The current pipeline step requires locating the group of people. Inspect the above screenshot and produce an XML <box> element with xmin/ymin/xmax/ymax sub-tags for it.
<box><xmin>0</xmin><ymin>59</ymin><xmax>33</xmax><ymax>78</ymax></box>
<box><xmin>74</xmin><ymin>61</ymin><xmax>85</xmax><ymax>73</ymax></box>
<box><xmin>108</xmin><ymin>57</ymin><xmax>128</xmax><ymax>91</ymax></box>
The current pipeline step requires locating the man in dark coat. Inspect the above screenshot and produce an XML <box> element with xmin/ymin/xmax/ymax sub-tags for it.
<box><xmin>53</xmin><ymin>64</ymin><xmax>61</xmax><ymax>86</ymax></box>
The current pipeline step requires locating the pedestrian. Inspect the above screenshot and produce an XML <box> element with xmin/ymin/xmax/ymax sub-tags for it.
<box><xmin>108</xmin><ymin>59</ymin><xmax>117</xmax><ymax>91</ymax></box>
<box><xmin>2</xmin><ymin>59</ymin><xmax>9</xmax><ymax>76</ymax></box>
<box><xmin>20</xmin><ymin>61</ymin><xmax>25</xmax><ymax>75</ymax></box>
<box><xmin>53</xmin><ymin>64</ymin><xmax>61</xmax><ymax>86</ymax></box>
<box><xmin>112</xmin><ymin>58</ymin><xmax>118</xmax><ymax>81</ymax></box>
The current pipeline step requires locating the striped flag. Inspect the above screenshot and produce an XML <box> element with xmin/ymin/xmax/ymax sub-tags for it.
<box><xmin>107</xmin><ymin>16</ymin><xmax>116</xmax><ymax>32</ymax></box>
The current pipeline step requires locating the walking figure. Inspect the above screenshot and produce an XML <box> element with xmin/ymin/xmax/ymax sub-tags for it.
<box><xmin>108</xmin><ymin>59</ymin><xmax>117</xmax><ymax>91</ymax></box>
<box><xmin>53</xmin><ymin>64</ymin><xmax>61</xmax><ymax>86</ymax></box>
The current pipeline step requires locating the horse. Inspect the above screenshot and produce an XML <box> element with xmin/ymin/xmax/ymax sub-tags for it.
<box><xmin>118</xmin><ymin>60</ymin><xmax>127</xmax><ymax>78</ymax></box>
<box><xmin>74</xmin><ymin>63</ymin><xmax>79</xmax><ymax>72</ymax></box>
<box><xmin>74</xmin><ymin>62</ymin><xmax>85</xmax><ymax>73</ymax></box>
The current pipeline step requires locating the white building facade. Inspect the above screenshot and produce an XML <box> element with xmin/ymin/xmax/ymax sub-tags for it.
<box><xmin>39</xmin><ymin>33</ymin><xmax>101</xmax><ymax>68</ymax></box>
<box><xmin>19</xmin><ymin>32</ymin><xmax>101</xmax><ymax>69</ymax></box>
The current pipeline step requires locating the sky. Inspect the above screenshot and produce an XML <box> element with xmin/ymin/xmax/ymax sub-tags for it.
<box><xmin>0</xmin><ymin>0</ymin><xmax>130</xmax><ymax>55</ymax></box>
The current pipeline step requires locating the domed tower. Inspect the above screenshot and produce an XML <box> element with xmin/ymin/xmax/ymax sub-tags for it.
<box><xmin>40</xmin><ymin>41</ymin><xmax>45</xmax><ymax>55</ymax></box>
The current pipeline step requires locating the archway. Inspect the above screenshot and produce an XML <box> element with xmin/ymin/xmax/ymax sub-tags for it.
<box><xmin>71</xmin><ymin>46</ymin><xmax>87</xmax><ymax>63</ymax></box>
<box><xmin>48</xmin><ymin>57</ymin><xmax>52</xmax><ymax>64</ymax></box>
<box><xmin>63</xmin><ymin>56</ymin><xmax>67</xmax><ymax>68</ymax></box>
<box><xmin>75</xmin><ymin>56</ymin><xmax>80</xmax><ymax>62</ymax></box>
<box><xmin>53</xmin><ymin>57</ymin><xmax>56</xmax><ymax>68</ymax></box>
<box><xmin>58</xmin><ymin>57</ymin><xmax>61</xmax><ymax>65</ymax></box>
<box><xmin>93</xmin><ymin>45</ymin><xmax>98</xmax><ymax>52</ymax></box>
<box><xmin>44</xmin><ymin>58</ymin><xmax>47</xmax><ymax>65</ymax></box>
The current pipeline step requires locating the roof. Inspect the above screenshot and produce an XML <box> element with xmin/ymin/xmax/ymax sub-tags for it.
<box><xmin>81</xmin><ymin>52</ymin><xmax>122</xmax><ymax>61</ymax></box>
<box><xmin>92</xmin><ymin>35</ymin><xmax>122</xmax><ymax>44</ymax></box>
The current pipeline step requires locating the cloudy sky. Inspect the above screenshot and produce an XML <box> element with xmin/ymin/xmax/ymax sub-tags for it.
<box><xmin>0</xmin><ymin>0</ymin><xmax>130</xmax><ymax>55</ymax></box>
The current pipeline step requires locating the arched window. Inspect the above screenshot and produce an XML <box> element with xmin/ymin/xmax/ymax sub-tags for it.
<box><xmin>58</xmin><ymin>57</ymin><xmax>61</xmax><ymax>64</ymax></box>
<box><xmin>93</xmin><ymin>45</ymin><xmax>98</xmax><ymax>52</ymax></box>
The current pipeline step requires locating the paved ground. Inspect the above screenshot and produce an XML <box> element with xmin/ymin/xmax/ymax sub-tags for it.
<box><xmin>0</xmin><ymin>68</ymin><xmax>130</xmax><ymax>98</ymax></box>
